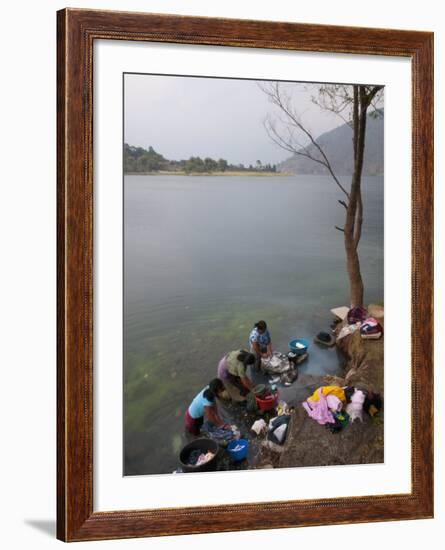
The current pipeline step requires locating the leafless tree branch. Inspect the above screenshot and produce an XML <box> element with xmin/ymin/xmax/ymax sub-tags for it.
<box><xmin>260</xmin><ymin>82</ymin><xmax>350</xmax><ymax>198</ymax></box>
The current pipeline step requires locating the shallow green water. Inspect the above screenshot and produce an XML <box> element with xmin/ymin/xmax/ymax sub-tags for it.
<box><xmin>124</xmin><ymin>175</ymin><xmax>383</xmax><ymax>475</ymax></box>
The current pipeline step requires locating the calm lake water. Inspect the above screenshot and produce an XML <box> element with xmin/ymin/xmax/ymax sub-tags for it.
<box><xmin>124</xmin><ymin>174</ymin><xmax>384</xmax><ymax>475</ymax></box>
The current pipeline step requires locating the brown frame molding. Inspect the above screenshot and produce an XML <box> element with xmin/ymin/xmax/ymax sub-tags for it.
<box><xmin>57</xmin><ymin>8</ymin><xmax>434</xmax><ymax>542</ymax></box>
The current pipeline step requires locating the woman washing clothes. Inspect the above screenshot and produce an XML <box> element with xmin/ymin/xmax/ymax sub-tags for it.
<box><xmin>249</xmin><ymin>320</ymin><xmax>272</xmax><ymax>370</ymax></box>
<box><xmin>217</xmin><ymin>349</ymin><xmax>255</xmax><ymax>402</ymax></box>
<box><xmin>184</xmin><ymin>378</ymin><xmax>227</xmax><ymax>436</ymax></box>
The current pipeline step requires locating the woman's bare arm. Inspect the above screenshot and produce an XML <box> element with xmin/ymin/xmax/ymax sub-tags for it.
<box><xmin>204</xmin><ymin>405</ymin><xmax>225</xmax><ymax>427</ymax></box>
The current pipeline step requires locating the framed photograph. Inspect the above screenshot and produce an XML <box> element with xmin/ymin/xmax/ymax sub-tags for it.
<box><xmin>57</xmin><ymin>8</ymin><xmax>433</xmax><ymax>542</ymax></box>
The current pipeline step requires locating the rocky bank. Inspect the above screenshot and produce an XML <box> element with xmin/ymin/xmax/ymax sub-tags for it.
<box><xmin>257</xmin><ymin>304</ymin><xmax>384</xmax><ymax>469</ymax></box>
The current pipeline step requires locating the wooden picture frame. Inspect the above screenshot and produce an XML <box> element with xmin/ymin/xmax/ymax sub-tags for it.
<box><xmin>57</xmin><ymin>8</ymin><xmax>434</xmax><ymax>542</ymax></box>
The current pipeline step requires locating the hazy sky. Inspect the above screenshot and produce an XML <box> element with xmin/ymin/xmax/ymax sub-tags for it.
<box><xmin>124</xmin><ymin>74</ymin><xmax>350</xmax><ymax>166</ymax></box>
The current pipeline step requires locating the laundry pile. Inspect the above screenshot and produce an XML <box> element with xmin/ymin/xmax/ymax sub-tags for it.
<box><xmin>337</xmin><ymin>306</ymin><xmax>383</xmax><ymax>341</ymax></box>
<box><xmin>201</xmin><ymin>422</ymin><xmax>240</xmax><ymax>446</ymax></box>
<box><xmin>261</xmin><ymin>351</ymin><xmax>307</xmax><ymax>386</ymax></box>
<box><xmin>302</xmin><ymin>385</ymin><xmax>383</xmax><ymax>433</ymax></box>
<box><xmin>187</xmin><ymin>449</ymin><xmax>216</xmax><ymax>467</ymax></box>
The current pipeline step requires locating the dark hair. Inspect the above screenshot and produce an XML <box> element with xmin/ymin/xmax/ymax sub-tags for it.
<box><xmin>237</xmin><ymin>350</ymin><xmax>256</xmax><ymax>366</ymax></box>
<box><xmin>254</xmin><ymin>320</ymin><xmax>267</xmax><ymax>332</ymax></box>
<box><xmin>203</xmin><ymin>378</ymin><xmax>224</xmax><ymax>401</ymax></box>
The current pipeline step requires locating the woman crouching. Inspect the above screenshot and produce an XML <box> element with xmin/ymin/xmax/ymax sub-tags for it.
<box><xmin>184</xmin><ymin>378</ymin><xmax>227</xmax><ymax>436</ymax></box>
<box><xmin>217</xmin><ymin>349</ymin><xmax>255</xmax><ymax>402</ymax></box>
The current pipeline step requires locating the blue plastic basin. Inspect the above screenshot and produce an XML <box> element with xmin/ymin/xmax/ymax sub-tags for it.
<box><xmin>227</xmin><ymin>439</ymin><xmax>249</xmax><ymax>462</ymax></box>
<box><xmin>288</xmin><ymin>338</ymin><xmax>310</xmax><ymax>355</ymax></box>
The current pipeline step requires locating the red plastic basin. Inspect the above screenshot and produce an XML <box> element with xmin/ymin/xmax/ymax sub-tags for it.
<box><xmin>255</xmin><ymin>393</ymin><xmax>278</xmax><ymax>412</ymax></box>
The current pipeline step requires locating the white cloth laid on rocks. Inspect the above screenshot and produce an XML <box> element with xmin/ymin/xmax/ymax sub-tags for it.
<box><xmin>251</xmin><ymin>419</ymin><xmax>267</xmax><ymax>435</ymax></box>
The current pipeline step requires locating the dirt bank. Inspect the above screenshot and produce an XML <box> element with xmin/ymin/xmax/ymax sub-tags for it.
<box><xmin>259</xmin><ymin>305</ymin><xmax>384</xmax><ymax>469</ymax></box>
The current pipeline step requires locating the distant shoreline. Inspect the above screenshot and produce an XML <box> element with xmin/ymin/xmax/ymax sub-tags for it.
<box><xmin>125</xmin><ymin>170</ymin><xmax>292</xmax><ymax>177</ymax></box>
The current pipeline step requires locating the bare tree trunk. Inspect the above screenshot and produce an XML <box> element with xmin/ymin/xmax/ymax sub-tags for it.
<box><xmin>344</xmin><ymin>237</ymin><xmax>364</xmax><ymax>307</ymax></box>
<box><xmin>344</xmin><ymin>85</ymin><xmax>368</xmax><ymax>307</ymax></box>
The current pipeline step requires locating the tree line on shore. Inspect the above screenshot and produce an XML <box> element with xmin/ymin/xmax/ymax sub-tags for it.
<box><xmin>124</xmin><ymin>143</ymin><xmax>277</xmax><ymax>174</ymax></box>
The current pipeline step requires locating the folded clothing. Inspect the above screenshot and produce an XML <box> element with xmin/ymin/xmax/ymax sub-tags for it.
<box><xmin>360</xmin><ymin>317</ymin><xmax>383</xmax><ymax>336</ymax></box>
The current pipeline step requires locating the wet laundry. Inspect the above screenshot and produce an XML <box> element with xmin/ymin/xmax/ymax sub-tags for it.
<box><xmin>260</xmin><ymin>351</ymin><xmax>303</xmax><ymax>386</ymax></box>
<box><xmin>187</xmin><ymin>450</ymin><xmax>216</xmax><ymax>466</ymax></box>
<box><xmin>201</xmin><ymin>422</ymin><xmax>239</xmax><ymax>445</ymax></box>
<box><xmin>280</xmin><ymin>368</ymin><xmax>299</xmax><ymax>385</ymax></box>
<box><xmin>196</xmin><ymin>452</ymin><xmax>215</xmax><ymax>466</ymax></box>
<box><xmin>187</xmin><ymin>449</ymin><xmax>203</xmax><ymax>466</ymax></box>
<box><xmin>261</xmin><ymin>352</ymin><xmax>291</xmax><ymax>374</ymax></box>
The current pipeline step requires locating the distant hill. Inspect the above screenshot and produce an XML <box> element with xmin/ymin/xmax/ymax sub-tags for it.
<box><xmin>278</xmin><ymin>110</ymin><xmax>383</xmax><ymax>176</ymax></box>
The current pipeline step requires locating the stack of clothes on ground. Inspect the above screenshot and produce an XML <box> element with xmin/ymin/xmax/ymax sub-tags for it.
<box><xmin>337</xmin><ymin>306</ymin><xmax>383</xmax><ymax>341</ymax></box>
<box><xmin>302</xmin><ymin>385</ymin><xmax>383</xmax><ymax>433</ymax></box>
<box><xmin>261</xmin><ymin>351</ymin><xmax>307</xmax><ymax>386</ymax></box>
<box><xmin>360</xmin><ymin>317</ymin><xmax>383</xmax><ymax>339</ymax></box>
